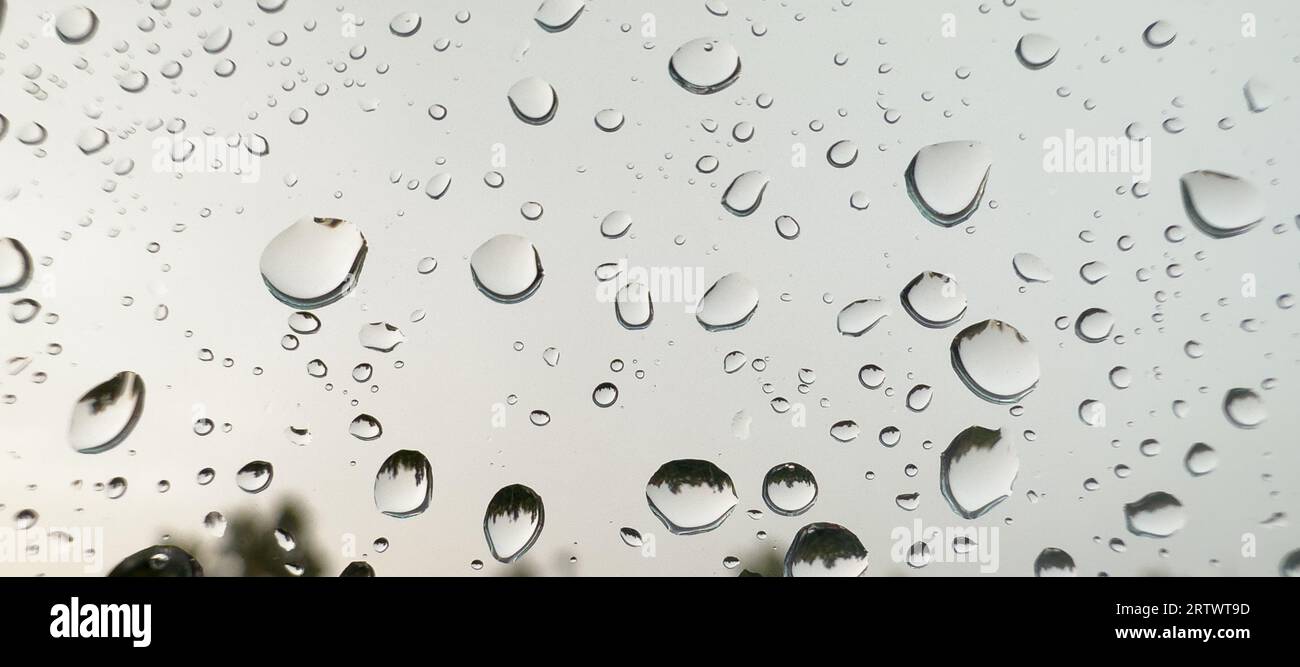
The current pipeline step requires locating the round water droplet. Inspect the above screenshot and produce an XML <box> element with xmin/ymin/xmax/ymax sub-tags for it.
<box><xmin>645</xmin><ymin>459</ymin><xmax>737</xmax><ymax>535</ymax></box>
<box><xmin>1184</xmin><ymin>443</ymin><xmax>1217</xmax><ymax>476</ymax></box>
<box><xmin>470</xmin><ymin>234</ymin><xmax>543</xmax><ymax>303</ymax></box>
<box><xmin>762</xmin><ymin>463</ymin><xmax>817</xmax><ymax>516</ymax></box>
<box><xmin>374</xmin><ymin>450</ymin><xmax>432</xmax><ymax>518</ymax></box>
<box><xmin>1223</xmin><ymin>387</ymin><xmax>1266</xmax><ymax>428</ymax></box>
<box><xmin>668</xmin><ymin>37</ymin><xmax>741</xmax><ymax>94</ymax></box>
<box><xmin>600</xmin><ymin>210</ymin><xmax>633</xmax><ymax>238</ymax></box>
<box><xmin>592</xmin><ymin>382</ymin><xmax>618</xmax><ymax>407</ymax></box>
<box><xmin>901</xmin><ymin>271</ymin><xmax>966</xmax><ymax>328</ymax></box>
<box><xmin>594</xmin><ymin>108</ymin><xmax>624</xmax><ymax>132</ymax></box>
<box><xmin>1142</xmin><ymin>20</ymin><xmax>1176</xmax><ymax>48</ymax></box>
<box><xmin>389</xmin><ymin>11</ymin><xmax>421</xmax><ymax>36</ymax></box>
<box><xmin>507</xmin><ymin>77</ymin><xmax>558</xmax><ymax>125</ymax></box>
<box><xmin>68</xmin><ymin>371</ymin><xmax>145</xmax><ymax>454</ymax></box>
<box><xmin>1075</xmin><ymin>308</ymin><xmax>1115</xmax><ymax>343</ymax></box>
<box><xmin>484</xmin><ymin>484</ymin><xmax>544</xmax><ymax>563</ymax></box>
<box><xmin>1015</xmin><ymin>33</ymin><xmax>1059</xmax><ymax>69</ymax></box>
<box><xmin>950</xmin><ymin>320</ymin><xmax>1040</xmax><ymax>403</ymax></box>
<box><xmin>349</xmin><ymin>414</ymin><xmax>383</xmax><ymax>441</ymax></box>
<box><xmin>260</xmin><ymin>217</ymin><xmax>367</xmax><ymax>309</ymax></box>
<box><xmin>55</xmin><ymin>6</ymin><xmax>98</xmax><ymax>43</ymax></box>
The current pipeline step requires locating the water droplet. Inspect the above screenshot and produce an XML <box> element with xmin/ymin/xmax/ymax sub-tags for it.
<box><xmin>837</xmin><ymin>298</ymin><xmax>890</xmax><ymax>336</ymax></box>
<box><xmin>901</xmin><ymin>271</ymin><xmax>966</xmax><ymax>327</ymax></box>
<box><xmin>592</xmin><ymin>382</ymin><xmax>619</xmax><ymax>407</ymax></box>
<box><xmin>1223</xmin><ymin>387</ymin><xmax>1266</xmax><ymax>428</ymax></box>
<box><xmin>695</xmin><ymin>273</ymin><xmax>758</xmax><ymax>331</ymax></box>
<box><xmin>940</xmin><ymin>426</ymin><xmax>1018</xmax><ymax>518</ymax></box>
<box><xmin>645</xmin><ymin>459</ymin><xmax>737</xmax><ymax>535</ymax></box>
<box><xmin>68</xmin><ymin>371</ymin><xmax>145</xmax><ymax>454</ymax></box>
<box><xmin>721</xmin><ymin>170</ymin><xmax>769</xmax><ymax>216</ymax></box>
<box><xmin>507</xmin><ymin>77</ymin><xmax>558</xmax><ymax>125</ymax></box>
<box><xmin>0</xmin><ymin>238</ymin><xmax>34</xmax><ymax>292</ymax></box>
<box><xmin>950</xmin><ymin>320</ymin><xmax>1039</xmax><ymax>403</ymax></box>
<box><xmin>470</xmin><ymin>234</ymin><xmax>543</xmax><ymax>303</ymax></box>
<box><xmin>236</xmin><ymin>461</ymin><xmax>273</xmax><ymax>494</ymax></box>
<box><xmin>784</xmin><ymin>523</ymin><xmax>868</xmax><ymax>577</ymax></box>
<box><xmin>1034</xmin><ymin>548</ymin><xmax>1076</xmax><ymax>576</ymax></box>
<box><xmin>534</xmin><ymin>0</ymin><xmax>586</xmax><ymax>32</ymax></box>
<box><xmin>1142</xmin><ymin>20</ymin><xmax>1176</xmax><ymax>48</ymax></box>
<box><xmin>349</xmin><ymin>414</ymin><xmax>383</xmax><ymax>441</ymax></box>
<box><xmin>906</xmin><ymin>141</ymin><xmax>992</xmax><ymax>227</ymax></box>
<box><xmin>1075</xmin><ymin>308</ymin><xmax>1115</xmax><ymax>343</ymax></box>
<box><xmin>1123</xmin><ymin>492</ymin><xmax>1186</xmax><ymax>537</ymax></box>
<box><xmin>484</xmin><ymin>484</ymin><xmax>544</xmax><ymax>563</ymax></box>
<box><xmin>669</xmin><ymin>37</ymin><xmax>741</xmax><ymax>94</ymax></box>
<box><xmin>55</xmin><ymin>6</ymin><xmax>98</xmax><ymax>43</ymax></box>
<box><xmin>260</xmin><ymin>217</ymin><xmax>367</xmax><ymax>309</ymax></box>
<box><xmin>389</xmin><ymin>12</ymin><xmax>422</xmax><ymax>36</ymax></box>
<box><xmin>374</xmin><ymin>450</ymin><xmax>432</xmax><ymax>517</ymax></box>
<box><xmin>1015</xmin><ymin>33</ymin><xmax>1059</xmax><ymax>69</ymax></box>
<box><xmin>1179</xmin><ymin>171</ymin><xmax>1263</xmax><ymax>238</ymax></box>
<box><xmin>762</xmin><ymin>463</ymin><xmax>817</xmax><ymax>516</ymax></box>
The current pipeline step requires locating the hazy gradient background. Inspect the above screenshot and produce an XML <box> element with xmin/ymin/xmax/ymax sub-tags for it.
<box><xmin>1</xmin><ymin>0</ymin><xmax>1297</xmax><ymax>576</ymax></box>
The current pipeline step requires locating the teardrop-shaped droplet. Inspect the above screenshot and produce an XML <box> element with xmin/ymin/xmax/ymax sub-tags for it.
<box><xmin>1142</xmin><ymin>20</ymin><xmax>1176</xmax><ymax>48</ymax></box>
<box><xmin>721</xmin><ymin>170</ymin><xmax>769</xmax><ymax>216</ymax></box>
<box><xmin>695</xmin><ymin>273</ymin><xmax>758</xmax><ymax>331</ymax></box>
<box><xmin>235</xmin><ymin>461</ymin><xmax>274</xmax><ymax>494</ymax></box>
<box><xmin>1033</xmin><ymin>547</ymin><xmax>1076</xmax><ymax>577</ymax></box>
<box><xmin>826</xmin><ymin>139</ymin><xmax>859</xmax><ymax>168</ymax></box>
<box><xmin>374</xmin><ymin>450</ymin><xmax>433</xmax><ymax>518</ymax></box>
<box><xmin>425</xmin><ymin>172</ymin><xmax>452</xmax><ymax>199</ymax></box>
<box><xmin>1223</xmin><ymin>387</ymin><xmax>1266</xmax><ymax>428</ymax></box>
<box><xmin>1012</xmin><ymin>252</ymin><xmax>1053</xmax><ymax>283</ymax></box>
<box><xmin>1179</xmin><ymin>171</ymin><xmax>1263</xmax><ymax>238</ymax></box>
<box><xmin>668</xmin><ymin>37</ymin><xmax>741</xmax><ymax>94</ymax></box>
<box><xmin>940</xmin><ymin>426</ymin><xmax>1019</xmax><ymax>519</ymax></box>
<box><xmin>483</xmin><ymin>484</ymin><xmax>545</xmax><ymax>563</ymax></box>
<box><xmin>837</xmin><ymin>298</ymin><xmax>890</xmax><ymax>336</ymax></box>
<box><xmin>600</xmin><ymin>210</ymin><xmax>633</xmax><ymax>238</ymax></box>
<box><xmin>1075</xmin><ymin>308</ymin><xmax>1115</xmax><ymax>343</ymax></box>
<box><xmin>0</xmin><ymin>238</ymin><xmax>33</xmax><ymax>293</ymax></box>
<box><xmin>1243</xmin><ymin>77</ymin><xmax>1274</xmax><ymax>113</ymax></box>
<box><xmin>762</xmin><ymin>463</ymin><xmax>818</xmax><ymax>516</ymax></box>
<box><xmin>1123</xmin><ymin>492</ymin><xmax>1186</xmax><ymax>537</ymax></box>
<box><xmin>906</xmin><ymin>141</ymin><xmax>992</xmax><ymax>227</ymax></box>
<box><xmin>901</xmin><ymin>271</ymin><xmax>967</xmax><ymax>328</ymax></box>
<box><xmin>784</xmin><ymin>522</ymin><xmax>868</xmax><ymax>577</ymax></box>
<box><xmin>950</xmin><ymin>320</ymin><xmax>1039</xmax><ymax>403</ymax></box>
<box><xmin>645</xmin><ymin>459</ymin><xmax>737</xmax><ymax>535</ymax></box>
<box><xmin>68</xmin><ymin>371</ymin><xmax>145</xmax><ymax>454</ymax></box>
<box><xmin>507</xmin><ymin>77</ymin><xmax>558</xmax><ymax>125</ymax></box>
<box><xmin>1015</xmin><ymin>33</ymin><xmax>1059</xmax><ymax>69</ymax></box>
<box><xmin>260</xmin><ymin>217</ymin><xmax>367</xmax><ymax>309</ymax></box>
<box><xmin>470</xmin><ymin>234</ymin><xmax>543</xmax><ymax>303</ymax></box>
<box><xmin>534</xmin><ymin>0</ymin><xmax>585</xmax><ymax>33</ymax></box>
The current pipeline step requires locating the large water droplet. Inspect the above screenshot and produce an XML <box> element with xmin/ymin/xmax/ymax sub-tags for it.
<box><xmin>1015</xmin><ymin>33</ymin><xmax>1059</xmax><ymax>69</ymax></box>
<box><xmin>668</xmin><ymin>37</ymin><xmax>741</xmax><ymax>94</ymax></box>
<box><xmin>940</xmin><ymin>426</ymin><xmax>1018</xmax><ymax>518</ymax></box>
<box><xmin>784</xmin><ymin>522</ymin><xmax>868</xmax><ymax>577</ymax></box>
<box><xmin>374</xmin><ymin>450</ymin><xmax>432</xmax><ymax>517</ymax></box>
<box><xmin>695</xmin><ymin>273</ymin><xmax>758</xmax><ymax>331</ymax></box>
<box><xmin>950</xmin><ymin>320</ymin><xmax>1039</xmax><ymax>403</ymax></box>
<box><xmin>615</xmin><ymin>282</ymin><xmax>653</xmax><ymax>329</ymax></box>
<box><xmin>1123</xmin><ymin>492</ymin><xmax>1186</xmax><ymax>537</ymax></box>
<box><xmin>1223</xmin><ymin>387</ymin><xmax>1266</xmax><ymax>428</ymax></box>
<box><xmin>534</xmin><ymin>0</ymin><xmax>585</xmax><ymax>33</ymax></box>
<box><xmin>55</xmin><ymin>6</ymin><xmax>98</xmax><ymax>44</ymax></box>
<box><xmin>483</xmin><ymin>484</ymin><xmax>545</xmax><ymax>563</ymax></box>
<box><xmin>470</xmin><ymin>234</ymin><xmax>543</xmax><ymax>303</ymax></box>
<box><xmin>260</xmin><ymin>217</ymin><xmax>367</xmax><ymax>309</ymax></box>
<box><xmin>507</xmin><ymin>77</ymin><xmax>558</xmax><ymax>125</ymax></box>
<box><xmin>721</xmin><ymin>170</ymin><xmax>769</xmax><ymax>216</ymax></box>
<box><xmin>1033</xmin><ymin>547</ymin><xmax>1076</xmax><ymax>576</ymax></box>
<box><xmin>645</xmin><ymin>459</ymin><xmax>738</xmax><ymax>535</ymax></box>
<box><xmin>906</xmin><ymin>141</ymin><xmax>992</xmax><ymax>226</ymax></box>
<box><xmin>1012</xmin><ymin>252</ymin><xmax>1053</xmax><ymax>283</ymax></box>
<box><xmin>762</xmin><ymin>463</ymin><xmax>817</xmax><ymax>516</ymax></box>
<box><xmin>235</xmin><ymin>461</ymin><xmax>273</xmax><ymax>494</ymax></box>
<box><xmin>68</xmin><ymin>371</ymin><xmax>145</xmax><ymax>454</ymax></box>
<box><xmin>1179</xmin><ymin>171</ymin><xmax>1263</xmax><ymax>238</ymax></box>
<box><xmin>0</xmin><ymin>237</ymin><xmax>33</xmax><ymax>292</ymax></box>
<box><xmin>901</xmin><ymin>271</ymin><xmax>967</xmax><ymax>328</ymax></box>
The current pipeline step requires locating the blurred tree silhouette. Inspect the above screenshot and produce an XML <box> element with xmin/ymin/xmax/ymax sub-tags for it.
<box><xmin>165</xmin><ymin>497</ymin><xmax>328</xmax><ymax>577</ymax></box>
